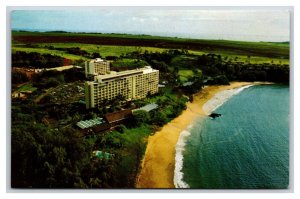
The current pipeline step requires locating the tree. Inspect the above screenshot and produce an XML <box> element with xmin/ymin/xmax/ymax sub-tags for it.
<box><xmin>91</xmin><ymin>52</ymin><xmax>101</xmax><ymax>59</ymax></box>
<box><xmin>89</xmin><ymin>177</ymin><xmax>101</xmax><ymax>188</ymax></box>
<box><xmin>72</xmin><ymin>112</ymin><xmax>81</xmax><ymax>124</ymax></box>
<box><xmin>12</xmin><ymin>51</ymin><xmax>64</xmax><ymax>68</ymax></box>
<box><xmin>150</xmin><ymin>110</ymin><xmax>168</xmax><ymax>126</ymax></box>
<box><xmin>115</xmin><ymin>124</ymin><xmax>127</xmax><ymax>134</ymax></box>
<box><xmin>12</xmin><ymin>71</ymin><xmax>28</xmax><ymax>84</ymax></box>
<box><xmin>132</xmin><ymin>110</ymin><xmax>150</xmax><ymax>126</ymax></box>
<box><xmin>174</xmin><ymin>66</ymin><xmax>179</xmax><ymax>74</ymax></box>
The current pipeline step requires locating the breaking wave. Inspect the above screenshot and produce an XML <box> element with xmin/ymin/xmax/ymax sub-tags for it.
<box><xmin>174</xmin><ymin>84</ymin><xmax>254</xmax><ymax>188</ymax></box>
<box><xmin>174</xmin><ymin>124</ymin><xmax>193</xmax><ymax>188</ymax></box>
<box><xmin>202</xmin><ymin>85</ymin><xmax>254</xmax><ymax>114</ymax></box>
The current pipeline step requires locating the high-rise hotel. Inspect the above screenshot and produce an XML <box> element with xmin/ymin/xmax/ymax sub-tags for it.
<box><xmin>85</xmin><ymin>58</ymin><xmax>110</xmax><ymax>78</ymax></box>
<box><xmin>84</xmin><ymin>59</ymin><xmax>159</xmax><ymax>109</ymax></box>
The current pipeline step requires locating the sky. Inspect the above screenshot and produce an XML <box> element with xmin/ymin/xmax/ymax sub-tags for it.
<box><xmin>11</xmin><ymin>8</ymin><xmax>291</xmax><ymax>42</ymax></box>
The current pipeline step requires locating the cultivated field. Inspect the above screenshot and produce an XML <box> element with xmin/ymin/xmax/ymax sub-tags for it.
<box><xmin>12</xmin><ymin>31</ymin><xmax>289</xmax><ymax>64</ymax></box>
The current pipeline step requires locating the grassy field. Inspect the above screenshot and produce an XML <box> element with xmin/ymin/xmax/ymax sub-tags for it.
<box><xmin>18</xmin><ymin>83</ymin><xmax>37</xmax><ymax>92</ymax></box>
<box><xmin>178</xmin><ymin>69</ymin><xmax>194</xmax><ymax>82</ymax></box>
<box><xmin>227</xmin><ymin>55</ymin><xmax>289</xmax><ymax>65</ymax></box>
<box><xmin>189</xmin><ymin>50</ymin><xmax>289</xmax><ymax>64</ymax></box>
<box><xmin>11</xmin><ymin>31</ymin><xmax>290</xmax><ymax>65</ymax></box>
<box><xmin>12</xmin><ymin>31</ymin><xmax>289</xmax><ymax>59</ymax></box>
<box><xmin>33</xmin><ymin>43</ymin><xmax>168</xmax><ymax>56</ymax></box>
<box><xmin>12</xmin><ymin>31</ymin><xmax>290</xmax><ymax>47</ymax></box>
<box><xmin>12</xmin><ymin>43</ymin><xmax>289</xmax><ymax>65</ymax></box>
<box><xmin>12</xmin><ymin>43</ymin><xmax>170</xmax><ymax>61</ymax></box>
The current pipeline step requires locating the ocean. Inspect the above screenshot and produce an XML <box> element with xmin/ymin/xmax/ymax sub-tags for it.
<box><xmin>175</xmin><ymin>84</ymin><xmax>289</xmax><ymax>189</ymax></box>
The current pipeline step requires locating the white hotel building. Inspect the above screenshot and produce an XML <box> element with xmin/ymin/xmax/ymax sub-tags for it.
<box><xmin>85</xmin><ymin>58</ymin><xmax>110</xmax><ymax>78</ymax></box>
<box><xmin>85</xmin><ymin>65</ymin><xmax>159</xmax><ymax>109</ymax></box>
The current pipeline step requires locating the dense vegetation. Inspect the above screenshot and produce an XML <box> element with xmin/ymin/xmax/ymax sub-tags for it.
<box><xmin>11</xmin><ymin>103</ymin><xmax>154</xmax><ymax>188</ymax></box>
<box><xmin>134</xmin><ymin>49</ymin><xmax>289</xmax><ymax>84</ymax></box>
<box><xmin>30</xmin><ymin>68</ymin><xmax>85</xmax><ymax>89</ymax></box>
<box><xmin>12</xmin><ymin>51</ymin><xmax>65</xmax><ymax>68</ymax></box>
<box><xmin>11</xmin><ymin>31</ymin><xmax>290</xmax><ymax>188</ymax></box>
<box><xmin>12</xmin><ymin>71</ymin><xmax>28</xmax><ymax>84</ymax></box>
<box><xmin>110</xmin><ymin>59</ymin><xmax>149</xmax><ymax>71</ymax></box>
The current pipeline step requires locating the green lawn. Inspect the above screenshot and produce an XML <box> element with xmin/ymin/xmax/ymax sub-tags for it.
<box><xmin>188</xmin><ymin>50</ymin><xmax>289</xmax><ymax>64</ymax></box>
<box><xmin>229</xmin><ymin>55</ymin><xmax>289</xmax><ymax>65</ymax></box>
<box><xmin>34</xmin><ymin>43</ymin><xmax>168</xmax><ymax>56</ymax></box>
<box><xmin>14</xmin><ymin>43</ymin><xmax>289</xmax><ymax>65</ymax></box>
<box><xmin>18</xmin><ymin>83</ymin><xmax>37</xmax><ymax>92</ymax></box>
<box><xmin>12</xmin><ymin>43</ymin><xmax>170</xmax><ymax>60</ymax></box>
<box><xmin>178</xmin><ymin>69</ymin><xmax>194</xmax><ymax>82</ymax></box>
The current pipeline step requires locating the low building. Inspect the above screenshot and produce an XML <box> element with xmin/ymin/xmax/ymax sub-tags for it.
<box><xmin>85</xmin><ymin>66</ymin><xmax>159</xmax><ymax>109</ymax></box>
<box><xmin>104</xmin><ymin>109</ymin><xmax>133</xmax><ymax>125</ymax></box>
<box><xmin>85</xmin><ymin>58</ymin><xmax>110</xmax><ymax>78</ymax></box>
<box><xmin>77</xmin><ymin>117</ymin><xmax>111</xmax><ymax>135</ymax></box>
<box><xmin>76</xmin><ymin>117</ymin><xmax>105</xmax><ymax>129</ymax></box>
<box><xmin>132</xmin><ymin>103</ymin><xmax>158</xmax><ymax>112</ymax></box>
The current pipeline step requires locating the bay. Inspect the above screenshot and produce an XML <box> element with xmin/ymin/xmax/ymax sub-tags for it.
<box><xmin>182</xmin><ymin>84</ymin><xmax>289</xmax><ymax>189</ymax></box>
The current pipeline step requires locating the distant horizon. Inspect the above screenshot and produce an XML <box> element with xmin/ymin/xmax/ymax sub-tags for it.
<box><xmin>11</xmin><ymin>9</ymin><xmax>291</xmax><ymax>43</ymax></box>
<box><xmin>11</xmin><ymin>28</ymin><xmax>290</xmax><ymax>43</ymax></box>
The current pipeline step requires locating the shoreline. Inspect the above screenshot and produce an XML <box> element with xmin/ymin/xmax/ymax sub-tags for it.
<box><xmin>135</xmin><ymin>81</ymin><xmax>260</xmax><ymax>188</ymax></box>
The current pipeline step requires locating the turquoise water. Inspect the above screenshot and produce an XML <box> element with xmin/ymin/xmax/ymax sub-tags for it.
<box><xmin>181</xmin><ymin>85</ymin><xmax>289</xmax><ymax>189</ymax></box>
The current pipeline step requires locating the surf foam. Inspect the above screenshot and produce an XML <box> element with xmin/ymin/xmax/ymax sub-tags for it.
<box><xmin>174</xmin><ymin>84</ymin><xmax>254</xmax><ymax>188</ymax></box>
<box><xmin>174</xmin><ymin>124</ymin><xmax>193</xmax><ymax>188</ymax></box>
<box><xmin>203</xmin><ymin>85</ymin><xmax>254</xmax><ymax>114</ymax></box>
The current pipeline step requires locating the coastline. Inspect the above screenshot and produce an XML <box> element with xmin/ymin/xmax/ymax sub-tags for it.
<box><xmin>136</xmin><ymin>82</ymin><xmax>259</xmax><ymax>188</ymax></box>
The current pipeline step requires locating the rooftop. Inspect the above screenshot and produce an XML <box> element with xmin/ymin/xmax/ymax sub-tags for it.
<box><xmin>94</xmin><ymin>66</ymin><xmax>158</xmax><ymax>82</ymax></box>
<box><xmin>133</xmin><ymin>103</ymin><xmax>158</xmax><ymax>112</ymax></box>
<box><xmin>76</xmin><ymin>117</ymin><xmax>105</xmax><ymax>129</ymax></box>
<box><xmin>104</xmin><ymin>109</ymin><xmax>133</xmax><ymax>124</ymax></box>
<box><xmin>91</xmin><ymin>58</ymin><xmax>105</xmax><ymax>63</ymax></box>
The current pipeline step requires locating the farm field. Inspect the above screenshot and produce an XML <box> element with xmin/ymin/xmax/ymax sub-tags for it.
<box><xmin>12</xmin><ymin>31</ymin><xmax>290</xmax><ymax>62</ymax></box>
<box><xmin>12</xmin><ymin>43</ymin><xmax>289</xmax><ymax>65</ymax></box>
<box><xmin>12</xmin><ymin>43</ymin><xmax>170</xmax><ymax>60</ymax></box>
<box><xmin>189</xmin><ymin>50</ymin><xmax>289</xmax><ymax>65</ymax></box>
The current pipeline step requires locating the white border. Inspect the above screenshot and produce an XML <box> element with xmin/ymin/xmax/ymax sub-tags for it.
<box><xmin>2</xmin><ymin>0</ymin><xmax>299</xmax><ymax>199</ymax></box>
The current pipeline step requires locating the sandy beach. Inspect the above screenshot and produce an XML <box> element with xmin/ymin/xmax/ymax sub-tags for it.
<box><xmin>136</xmin><ymin>82</ymin><xmax>256</xmax><ymax>188</ymax></box>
